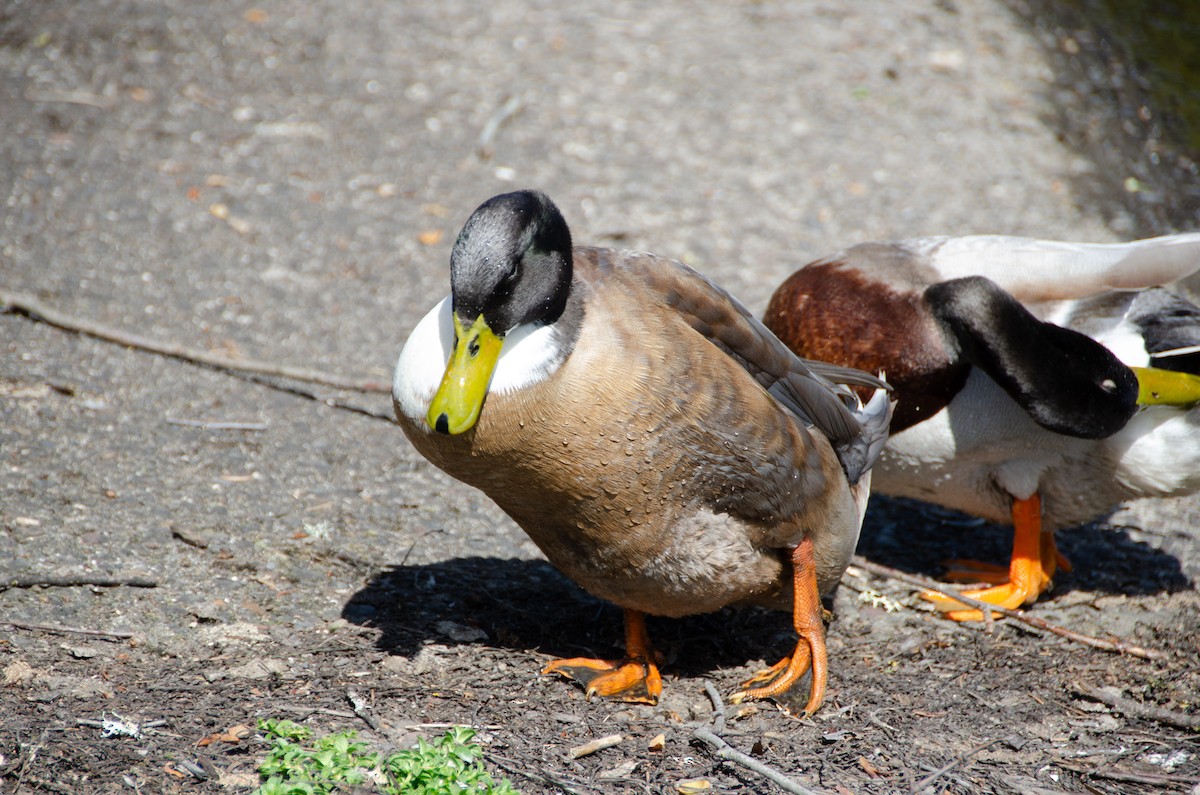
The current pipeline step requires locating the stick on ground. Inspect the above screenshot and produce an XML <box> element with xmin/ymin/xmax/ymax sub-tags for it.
<box><xmin>1</xmin><ymin>287</ymin><xmax>390</xmax><ymax>394</ymax></box>
<box><xmin>908</xmin><ymin>740</ymin><xmax>995</xmax><ymax>794</ymax></box>
<box><xmin>2</xmin><ymin>575</ymin><xmax>158</xmax><ymax>591</ymax></box>
<box><xmin>850</xmin><ymin>556</ymin><xmax>1167</xmax><ymax>661</ymax></box>
<box><xmin>693</xmin><ymin>728</ymin><xmax>831</xmax><ymax>795</ymax></box>
<box><xmin>1071</xmin><ymin>681</ymin><xmax>1200</xmax><ymax>730</ymax></box>
<box><xmin>0</xmin><ymin>619</ymin><xmax>136</xmax><ymax>641</ymax></box>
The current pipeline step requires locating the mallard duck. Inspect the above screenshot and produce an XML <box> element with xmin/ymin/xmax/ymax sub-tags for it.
<box><xmin>393</xmin><ymin>190</ymin><xmax>892</xmax><ymax>712</ymax></box>
<box><xmin>763</xmin><ymin>233</ymin><xmax>1200</xmax><ymax>620</ymax></box>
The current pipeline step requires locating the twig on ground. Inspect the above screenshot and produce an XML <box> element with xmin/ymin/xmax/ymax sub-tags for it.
<box><xmin>568</xmin><ymin>734</ymin><xmax>622</xmax><ymax>759</ymax></box>
<box><xmin>1</xmin><ymin>575</ymin><xmax>157</xmax><ymax>592</ymax></box>
<box><xmin>490</xmin><ymin>753</ymin><xmax>588</xmax><ymax>795</ymax></box>
<box><xmin>701</xmin><ymin>680</ymin><xmax>727</xmax><ymax>735</ymax></box>
<box><xmin>346</xmin><ymin>690</ymin><xmax>382</xmax><ymax>733</ymax></box>
<box><xmin>25</xmin><ymin>90</ymin><xmax>114</xmax><ymax>108</ymax></box>
<box><xmin>1055</xmin><ymin>760</ymin><xmax>1200</xmax><ymax>787</ymax></box>
<box><xmin>693</xmin><ymin>727</ymin><xmax>831</xmax><ymax>795</ymax></box>
<box><xmin>238</xmin><ymin>373</ymin><xmax>394</xmax><ymax>421</ymax></box>
<box><xmin>1</xmin><ymin>287</ymin><xmax>390</xmax><ymax>393</ymax></box>
<box><xmin>401</xmin><ymin>722</ymin><xmax>503</xmax><ymax>731</ymax></box>
<box><xmin>1071</xmin><ymin>681</ymin><xmax>1200</xmax><ymax>729</ymax></box>
<box><xmin>272</xmin><ymin>704</ymin><xmax>360</xmax><ymax>720</ymax></box>
<box><xmin>909</xmin><ymin>740</ymin><xmax>995</xmax><ymax>794</ymax></box>
<box><xmin>0</xmin><ymin>619</ymin><xmax>135</xmax><ymax>641</ymax></box>
<box><xmin>477</xmin><ymin>95</ymin><xmax>524</xmax><ymax>157</ymax></box>
<box><xmin>18</xmin><ymin>776</ymin><xmax>73</xmax><ymax>795</ymax></box>
<box><xmin>693</xmin><ymin>679</ymin><xmax>831</xmax><ymax>794</ymax></box>
<box><xmin>170</xmin><ymin>528</ymin><xmax>210</xmax><ymax>549</ymax></box>
<box><xmin>166</xmin><ymin>417</ymin><xmax>268</xmax><ymax>431</ymax></box>
<box><xmin>866</xmin><ymin>711</ymin><xmax>898</xmax><ymax>736</ymax></box>
<box><xmin>14</xmin><ymin>728</ymin><xmax>49</xmax><ymax>794</ymax></box>
<box><xmin>850</xmin><ymin>556</ymin><xmax>1167</xmax><ymax>661</ymax></box>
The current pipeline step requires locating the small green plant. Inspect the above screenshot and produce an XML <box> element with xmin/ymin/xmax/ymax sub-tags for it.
<box><xmin>254</xmin><ymin>718</ymin><xmax>517</xmax><ymax>795</ymax></box>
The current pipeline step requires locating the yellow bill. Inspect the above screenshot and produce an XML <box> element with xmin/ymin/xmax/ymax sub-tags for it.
<box><xmin>427</xmin><ymin>313</ymin><xmax>504</xmax><ymax>434</ymax></box>
<box><xmin>1131</xmin><ymin>366</ymin><xmax>1200</xmax><ymax>407</ymax></box>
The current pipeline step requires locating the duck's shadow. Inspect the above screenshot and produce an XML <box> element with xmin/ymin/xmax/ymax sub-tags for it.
<box><xmin>344</xmin><ymin>556</ymin><xmax>794</xmax><ymax>677</ymax></box>
<box><xmin>344</xmin><ymin>498</ymin><xmax>1191</xmax><ymax>668</ymax></box>
<box><xmin>859</xmin><ymin>495</ymin><xmax>1193</xmax><ymax>598</ymax></box>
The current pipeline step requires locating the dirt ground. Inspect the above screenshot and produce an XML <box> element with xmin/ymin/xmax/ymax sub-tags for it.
<box><xmin>2</xmin><ymin>1</ymin><xmax>1199</xmax><ymax>793</ymax></box>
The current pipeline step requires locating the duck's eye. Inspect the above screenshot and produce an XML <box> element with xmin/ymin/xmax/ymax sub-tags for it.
<box><xmin>503</xmin><ymin>262</ymin><xmax>520</xmax><ymax>283</ymax></box>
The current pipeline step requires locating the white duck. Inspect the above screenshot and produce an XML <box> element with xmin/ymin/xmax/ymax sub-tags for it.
<box><xmin>764</xmin><ymin>233</ymin><xmax>1200</xmax><ymax>619</ymax></box>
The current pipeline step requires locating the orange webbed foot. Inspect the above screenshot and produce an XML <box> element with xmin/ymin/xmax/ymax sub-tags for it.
<box><xmin>542</xmin><ymin>656</ymin><xmax>661</xmax><ymax>704</ymax></box>
<box><xmin>730</xmin><ymin>537</ymin><xmax>828</xmax><ymax>715</ymax></box>
<box><xmin>940</xmin><ymin>558</ymin><xmax>1011</xmax><ymax>585</ymax></box>
<box><xmin>542</xmin><ymin>608</ymin><xmax>662</xmax><ymax>705</ymax></box>
<box><xmin>922</xmin><ymin>493</ymin><xmax>1064</xmax><ymax>621</ymax></box>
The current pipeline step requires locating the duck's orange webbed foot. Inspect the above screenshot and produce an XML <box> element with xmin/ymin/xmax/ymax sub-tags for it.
<box><xmin>730</xmin><ymin>537</ymin><xmax>828</xmax><ymax>715</ymax></box>
<box><xmin>922</xmin><ymin>493</ymin><xmax>1064</xmax><ymax>621</ymax></box>
<box><xmin>541</xmin><ymin>609</ymin><xmax>662</xmax><ymax>705</ymax></box>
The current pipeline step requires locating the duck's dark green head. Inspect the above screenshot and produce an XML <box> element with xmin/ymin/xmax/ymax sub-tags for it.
<box><xmin>427</xmin><ymin>190</ymin><xmax>575</xmax><ymax>435</ymax></box>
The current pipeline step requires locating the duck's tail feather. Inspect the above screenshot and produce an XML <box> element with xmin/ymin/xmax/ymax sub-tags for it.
<box><xmin>835</xmin><ymin>386</ymin><xmax>894</xmax><ymax>486</ymax></box>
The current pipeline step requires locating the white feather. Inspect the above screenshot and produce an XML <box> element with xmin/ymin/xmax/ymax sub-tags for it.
<box><xmin>392</xmin><ymin>296</ymin><xmax>564</xmax><ymax>424</ymax></box>
<box><xmin>1112</xmin><ymin>408</ymin><xmax>1200</xmax><ymax>495</ymax></box>
<box><xmin>914</xmin><ymin>233</ymin><xmax>1200</xmax><ymax>302</ymax></box>
<box><xmin>393</xmin><ymin>297</ymin><xmax>454</xmax><ymax>424</ymax></box>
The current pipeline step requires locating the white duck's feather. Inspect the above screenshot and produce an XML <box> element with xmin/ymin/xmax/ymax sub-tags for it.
<box><xmin>914</xmin><ymin>233</ymin><xmax>1200</xmax><ymax>303</ymax></box>
<box><xmin>393</xmin><ymin>295</ymin><xmax>565</xmax><ymax>425</ymax></box>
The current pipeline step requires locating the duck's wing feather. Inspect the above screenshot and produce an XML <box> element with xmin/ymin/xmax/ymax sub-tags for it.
<box><xmin>586</xmin><ymin>247</ymin><xmax>892</xmax><ymax>483</ymax></box>
<box><xmin>926</xmin><ymin>276</ymin><xmax>1139</xmax><ymax>438</ymax></box>
<box><xmin>911</xmin><ymin>233</ymin><xmax>1200</xmax><ymax>303</ymax></box>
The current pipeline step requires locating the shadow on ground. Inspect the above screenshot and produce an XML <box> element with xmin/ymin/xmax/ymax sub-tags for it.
<box><xmin>342</xmin><ymin>493</ymin><xmax>1191</xmax><ymax>682</ymax></box>
<box><xmin>860</xmin><ymin>495</ymin><xmax>1193</xmax><ymax>596</ymax></box>
<box><xmin>345</xmin><ymin>556</ymin><xmax>817</xmax><ymax>680</ymax></box>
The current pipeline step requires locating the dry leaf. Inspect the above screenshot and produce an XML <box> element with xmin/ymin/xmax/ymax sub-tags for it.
<box><xmin>197</xmin><ymin>724</ymin><xmax>252</xmax><ymax>747</ymax></box>
<box><xmin>598</xmin><ymin>760</ymin><xmax>638</xmax><ymax>780</ymax></box>
<box><xmin>648</xmin><ymin>732</ymin><xmax>665</xmax><ymax>752</ymax></box>
<box><xmin>676</xmin><ymin>779</ymin><xmax>711</xmax><ymax>794</ymax></box>
<box><xmin>418</xmin><ymin>229</ymin><xmax>444</xmax><ymax>246</ymax></box>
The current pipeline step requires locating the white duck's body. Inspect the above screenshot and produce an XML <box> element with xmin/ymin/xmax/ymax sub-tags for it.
<box><xmin>765</xmin><ymin>232</ymin><xmax>1200</xmax><ymax>618</ymax></box>
<box><xmin>881</xmin><ymin>273</ymin><xmax>1200</xmax><ymax>530</ymax></box>
<box><xmin>881</xmin><ymin>365</ymin><xmax>1200</xmax><ymax>530</ymax></box>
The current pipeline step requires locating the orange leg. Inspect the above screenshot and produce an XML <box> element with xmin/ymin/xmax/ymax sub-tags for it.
<box><xmin>541</xmin><ymin>608</ymin><xmax>663</xmax><ymax>705</ymax></box>
<box><xmin>923</xmin><ymin>493</ymin><xmax>1064</xmax><ymax>620</ymax></box>
<box><xmin>731</xmin><ymin>536</ymin><xmax>828</xmax><ymax>715</ymax></box>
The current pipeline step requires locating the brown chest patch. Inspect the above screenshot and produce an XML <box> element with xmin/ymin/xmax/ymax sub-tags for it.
<box><xmin>764</xmin><ymin>259</ymin><xmax>967</xmax><ymax>431</ymax></box>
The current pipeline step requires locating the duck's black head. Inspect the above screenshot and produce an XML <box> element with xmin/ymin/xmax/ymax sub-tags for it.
<box><xmin>449</xmin><ymin>190</ymin><xmax>574</xmax><ymax>335</ymax></box>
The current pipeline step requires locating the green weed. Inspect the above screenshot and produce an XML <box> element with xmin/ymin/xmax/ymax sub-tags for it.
<box><xmin>254</xmin><ymin>718</ymin><xmax>517</xmax><ymax>795</ymax></box>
